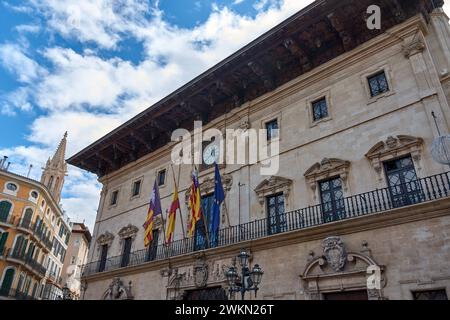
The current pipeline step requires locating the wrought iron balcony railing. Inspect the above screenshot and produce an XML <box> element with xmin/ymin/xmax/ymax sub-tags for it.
<box><xmin>8</xmin><ymin>251</ymin><xmax>47</xmax><ymax>277</ymax></box>
<box><xmin>0</xmin><ymin>287</ymin><xmax>37</xmax><ymax>300</ymax></box>
<box><xmin>81</xmin><ymin>171</ymin><xmax>450</xmax><ymax>277</ymax></box>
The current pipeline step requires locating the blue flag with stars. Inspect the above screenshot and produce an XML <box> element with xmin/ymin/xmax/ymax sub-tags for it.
<box><xmin>210</xmin><ymin>162</ymin><xmax>225</xmax><ymax>246</ymax></box>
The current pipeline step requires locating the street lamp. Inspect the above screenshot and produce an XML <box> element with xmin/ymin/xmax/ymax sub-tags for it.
<box><xmin>62</xmin><ymin>284</ymin><xmax>72</xmax><ymax>300</ymax></box>
<box><xmin>226</xmin><ymin>249</ymin><xmax>264</xmax><ymax>300</ymax></box>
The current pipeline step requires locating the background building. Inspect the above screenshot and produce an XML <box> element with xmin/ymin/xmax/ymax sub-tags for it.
<box><xmin>61</xmin><ymin>222</ymin><xmax>91</xmax><ymax>299</ymax></box>
<box><xmin>71</xmin><ymin>0</ymin><xmax>450</xmax><ymax>300</ymax></box>
<box><xmin>0</xmin><ymin>133</ymin><xmax>72</xmax><ymax>300</ymax></box>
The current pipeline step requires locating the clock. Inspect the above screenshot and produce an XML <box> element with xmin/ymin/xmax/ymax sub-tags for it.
<box><xmin>203</xmin><ymin>143</ymin><xmax>219</xmax><ymax>165</ymax></box>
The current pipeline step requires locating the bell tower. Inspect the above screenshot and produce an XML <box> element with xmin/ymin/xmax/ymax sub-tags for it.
<box><xmin>41</xmin><ymin>132</ymin><xmax>68</xmax><ymax>203</ymax></box>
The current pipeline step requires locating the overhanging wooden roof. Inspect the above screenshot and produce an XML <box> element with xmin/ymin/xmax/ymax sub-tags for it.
<box><xmin>68</xmin><ymin>0</ymin><xmax>443</xmax><ymax>177</ymax></box>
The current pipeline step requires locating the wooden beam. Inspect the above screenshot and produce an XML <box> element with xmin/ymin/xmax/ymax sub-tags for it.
<box><xmin>247</xmin><ymin>61</ymin><xmax>275</xmax><ymax>90</ymax></box>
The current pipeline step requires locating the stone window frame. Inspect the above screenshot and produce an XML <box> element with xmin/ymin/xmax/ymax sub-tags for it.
<box><xmin>109</xmin><ymin>189</ymin><xmax>120</xmax><ymax>208</ymax></box>
<box><xmin>360</xmin><ymin>64</ymin><xmax>396</xmax><ymax>105</ymax></box>
<box><xmin>260</xmin><ymin>111</ymin><xmax>282</xmax><ymax>144</ymax></box>
<box><xmin>28</xmin><ymin>190</ymin><xmax>39</xmax><ymax>203</ymax></box>
<box><xmin>96</xmin><ymin>231</ymin><xmax>115</xmax><ymax>259</ymax></box>
<box><xmin>254</xmin><ymin>176</ymin><xmax>293</xmax><ymax>216</ymax></box>
<box><xmin>306</xmin><ymin>89</ymin><xmax>333</xmax><ymax>127</ymax></box>
<box><xmin>130</xmin><ymin>176</ymin><xmax>144</xmax><ymax>200</ymax></box>
<box><xmin>304</xmin><ymin>158</ymin><xmax>351</xmax><ymax>202</ymax></box>
<box><xmin>118</xmin><ymin>224</ymin><xmax>139</xmax><ymax>254</ymax></box>
<box><xmin>365</xmin><ymin>135</ymin><xmax>424</xmax><ymax>184</ymax></box>
<box><xmin>3</xmin><ymin>181</ymin><xmax>19</xmax><ymax>197</ymax></box>
<box><xmin>156</xmin><ymin>167</ymin><xmax>168</xmax><ymax>189</ymax></box>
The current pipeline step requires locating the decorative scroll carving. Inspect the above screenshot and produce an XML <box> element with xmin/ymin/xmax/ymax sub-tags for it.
<box><xmin>101</xmin><ymin>277</ymin><xmax>134</xmax><ymax>300</ymax></box>
<box><xmin>304</xmin><ymin>158</ymin><xmax>351</xmax><ymax>196</ymax></box>
<box><xmin>96</xmin><ymin>231</ymin><xmax>114</xmax><ymax>246</ymax></box>
<box><xmin>118</xmin><ymin>224</ymin><xmax>139</xmax><ymax>240</ymax></box>
<box><xmin>254</xmin><ymin>176</ymin><xmax>293</xmax><ymax>207</ymax></box>
<box><xmin>365</xmin><ymin>135</ymin><xmax>424</xmax><ymax>181</ymax></box>
<box><xmin>402</xmin><ymin>37</ymin><xmax>425</xmax><ymax>58</ymax></box>
<box><xmin>301</xmin><ymin>237</ymin><xmax>387</xmax><ymax>300</ymax></box>
<box><xmin>322</xmin><ymin>236</ymin><xmax>347</xmax><ymax>272</ymax></box>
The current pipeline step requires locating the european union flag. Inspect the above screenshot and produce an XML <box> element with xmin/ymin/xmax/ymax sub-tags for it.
<box><xmin>210</xmin><ymin>162</ymin><xmax>225</xmax><ymax>246</ymax></box>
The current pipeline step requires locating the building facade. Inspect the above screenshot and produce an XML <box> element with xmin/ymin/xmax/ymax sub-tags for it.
<box><xmin>70</xmin><ymin>0</ymin><xmax>450</xmax><ymax>300</ymax></box>
<box><xmin>0</xmin><ymin>133</ymin><xmax>72</xmax><ymax>300</ymax></box>
<box><xmin>61</xmin><ymin>222</ymin><xmax>91</xmax><ymax>299</ymax></box>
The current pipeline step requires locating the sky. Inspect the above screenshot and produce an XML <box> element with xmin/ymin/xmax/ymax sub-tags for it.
<box><xmin>0</xmin><ymin>0</ymin><xmax>449</xmax><ymax>231</ymax></box>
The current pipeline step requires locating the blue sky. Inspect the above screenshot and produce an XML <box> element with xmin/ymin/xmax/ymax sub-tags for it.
<box><xmin>0</xmin><ymin>0</ymin><xmax>449</xmax><ymax>230</ymax></box>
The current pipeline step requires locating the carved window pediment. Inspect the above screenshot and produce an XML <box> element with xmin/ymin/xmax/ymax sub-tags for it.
<box><xmin>304</xmin><ymin>158</ymin><xmax>351</xmax><ymax>194</ymax></box>
<box><xmin>118</xmin><ymin>224</ymin><xmax>139</xmax><ymax>240</ymax></box>
<box><xmin>365</xmin><ymin>135</ymin><xmax>424</xmax><ymax>181</ymax></box>
<box><xmin>254</xmin><ymin>176</ymin><xmax>293</xmax><ymax>206</ymax></box>
<box><xmin>96</xmin><ymin>231</ymin><xmax>114</xmax><ymax>246</ymax></box>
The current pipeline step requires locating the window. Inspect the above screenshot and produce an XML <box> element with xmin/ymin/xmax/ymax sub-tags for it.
<box><xmin>412</xmin><ymin>290</ymin><xmax>448</xmax><ymax>300</ymax></box>
<box><xmin>132</xmin><ymin>180</ymin><xmax>142</xmax><ymax>197</ymax></box>
<box><xmin>319</xmin><ymin>177</ymin><xmax>346</xmax><ymax>223</ymax></box>
<box><xmin>146</xmin><ymin>231</ymin><xmax>159</xmax><ymax>262</ymax></box>
<box><xmin>70</xmin><ymin>256</ymin><xmax>76</xmax><ymax>264</ymax></box>
<box><xmin>194</xmin><ymin>194</ymin><xmax>217</xmax><ymax>251</ymax></box>
<box><xmin>384</xmin><ymin>155</ymin><xmax>423</xmax><ymax>208</ymax></box>
<box><xmin>267</xmin><ymin>193</ymin><xmax>286</xmax><ymax>235</ymax></box>
<box><xmin>0</xmin><ymin>231</ymin><xmax>9</xmax><ymax>256</ymax></box>
<box><xmin>121</xmin><ymin>237</ymin><xmax>132</xmax><ymax>267</ymax></box>
<box><xmin>0</xmin><ymin>268</ymin><xmax>15</xmax><ymax>297</ymax></box>
<box><xmin>46</xmin><ymin>209</ymin><xmax>50</xmax><ymax>217</ymax></box>
<box><xmin>98</xmin><ymin>244</ymin><xmax>108</xmax><ymax>272</ymax></box>
<box><xmin>6</xmin><ymin>183</ymin><xmax>17</xmax><ymax>192</ymax></box>
<box><xmin>41</xmin><ymin>200</ymin><xmax>45</xmax><ymax>208</ymax></box>
<box><xmin>158</xmin><ymin>170</ymin><xmax>166</xmax><ymax>187</ymax></box>
<box><xmin>0</xmin><ymin>201</ymin><xmax>12</xmax><ymax>223</ymax></box>
<box><xmin>312</xmin><ymin>97</ymin><xmax>328</xmax><ymax>122</ymax></box>
<box><xmin>368</xmin><ymin>71</ymin><xmax>389</xmax><ymax>97</ymax></box>
<box><xmin>110</xmin><ymin>191</ymin><xmax>119</xmax><ymax>206</ymax></box>
<box><xmin>265</xmin><ymin>119</ymin><xmax>279</xmax><ymax>141</ymax></box>
<box><xmin>31</xmin><ymin>191</ymin><xmax>38</xmax><ymax>199</ymax></box>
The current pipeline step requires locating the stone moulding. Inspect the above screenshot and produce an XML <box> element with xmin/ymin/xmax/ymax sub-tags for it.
<box><xmin>254</xmin><ymin>176</ymin><xmax>293</xmax><ymax>207</ymax></box>
<box><xmin>365</xmin><ymin>135</ymin><xmax>424</xmax><ymax>181</ymax></box>
<box><xmin>304</xmin><ymin>158</ymin><xmax>351</xmax><ymax>195</ymax></box>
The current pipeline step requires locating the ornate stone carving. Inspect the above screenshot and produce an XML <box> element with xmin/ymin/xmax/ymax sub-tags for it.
<box><xmin>193</xmin><ymin>257</ymin><xmax>209</xmax><ymax>288</ymax></box>
<box><xmin>118</xmin><ymin>224</ymin><xmax>139</xmax><ymax>239</ymax></box>
<box><xmin>402</xmin><ymin>37</ymin><xmax>425</xmax><ymax>58</ymax></box>
<box><xmin>301</xmin><ymin>237</ymin><xmax>387</xmax><ymax>300</ymax></box>
<box><xmin>102</xmin><ymin>277</ymin><xmax>134</xmax><ymax>300</ymax></box>
<box><xmin>304</xmin><ymin>158</ymin><xmax>351</xmax><ymax>196</ymax></box>
<box><xmin>322</xmin><ymin>236</ymin><xmax>347</xmax><ymax>272</ymax></box>
<box><xmin>365</xmin><ymin>135</ymin><xmax>424</xmax><ymax>181</ymax></box>
<box><xmin>239</xmin><ymin>116</ymin><xmax>251</xmax><ymax>130</ymax></box>
<box><xmin>96</xmin><ymin>231</ymin><xmax>114</xmax><ymax>246</ymax></box>
<box><xmin>254</xmin><ymin>176</ymin><xmax>293</xmax><ymax>207</ymax></box>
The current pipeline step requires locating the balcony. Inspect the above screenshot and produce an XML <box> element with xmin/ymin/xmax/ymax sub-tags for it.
<box><xmin>7</xmin><ymin>250</ymin><xmax>47</xmax><ymax>278</ymax></box>
<box><xmin>0</xmin><ymin>288</ymin><xmax>37</xmax><ymax>300</ymax></box>
<box><xmin>81</xmin><ymin>171</ymin><xmax>450</xmax><ymax>277</ymax></box>
<box><xmin>16</xmin><ymin>221</ymin><xmax>53</xmax><ymax>252</ymax></box>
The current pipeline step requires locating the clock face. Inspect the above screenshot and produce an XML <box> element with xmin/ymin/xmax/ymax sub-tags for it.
<box><xmin>203</xmin><ymin>144</ymin><xmax>219</xmax><ymax>165</ymax></box>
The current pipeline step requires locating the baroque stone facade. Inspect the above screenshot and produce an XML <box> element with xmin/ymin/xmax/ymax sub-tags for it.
<box><xmin>72</xmin><ymin>2</ymin><xmax>450</xmax><ymax>300</ymax></box>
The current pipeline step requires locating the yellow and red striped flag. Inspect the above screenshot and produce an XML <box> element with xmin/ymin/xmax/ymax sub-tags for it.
<box><xmin>187</xmin><ymin>169</ymin><xmax>202</xmax><ymax>237</ymax></box>
<box><xmin>143</xmin><ymin>181</ymin><xmax>162</xmax><ymax>247</ymax></box>
<box><xmin>165</xmin><ymin>185</ymin><xmax>180</xmax><ymax>244</ymax></box>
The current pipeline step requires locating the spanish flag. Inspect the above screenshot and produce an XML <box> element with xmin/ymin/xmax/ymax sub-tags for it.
<box><xmin>143</xmin><ymin>181</ymin><xmax>162</xmax><ymax>247</ymax></box>
<box><xmin>187</xmin><ymin>169</ymin><xmax>202</xmax><ymax>238</ymax></box>
<box><xmin>165</xmin><ymin>185</ymin><xmax>180</xmax><ymax>244</ymax></box>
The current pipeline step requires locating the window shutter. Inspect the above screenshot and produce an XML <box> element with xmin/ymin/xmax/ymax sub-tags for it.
<box><xmin>0</xmin><ymin>232</ymin><xmax>8</xmax><ymax>254</ymax></box>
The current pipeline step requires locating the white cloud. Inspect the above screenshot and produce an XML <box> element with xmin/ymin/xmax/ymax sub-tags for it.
<box><xmin>0</xmin><ymin>44</ymin><xmax>46</xmax><ymax>83</ymax></box>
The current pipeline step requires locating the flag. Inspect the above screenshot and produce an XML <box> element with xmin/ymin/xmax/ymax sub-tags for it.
<box><xmin>187</xmin><ymin>168</ymin><xmax>202</xmax><ymax>237</ymax></box>
<box><xmin>143</xmin><ymin>181</ymin><xmax>162</xmax><ymax>247</ymax></box>
<box><xmin>165</xmin><ymin>185</ymin><xmax>180</xmax><ymax>243</ymax></box>
<box><xmin>210</xmin><ymin>162</ymin><xmax>225</xmax><ymax>242</ymax></box>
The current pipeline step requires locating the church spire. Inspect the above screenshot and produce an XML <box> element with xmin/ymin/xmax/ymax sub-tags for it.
<box><xmin>41</xmin><ymin>132</ymin><xmax>68</xmax><ymax>203</ymax></box>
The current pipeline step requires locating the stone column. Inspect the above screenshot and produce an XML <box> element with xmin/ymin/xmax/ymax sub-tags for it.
<box><xmin>430</xmin><ymin>8</ymin><xmax>450</xmax><ymax>72</ymax></box>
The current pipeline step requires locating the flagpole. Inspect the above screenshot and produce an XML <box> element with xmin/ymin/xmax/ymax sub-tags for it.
<box><xmin>218</xmin><ymin>164</ymin><xmax>232</xmax><ymax>227</ymax></box>
<box><xmin>154</xmin><ymin>172</ymin><xmax>170</xmax><ymax>261</ymax></box>
<box><xmin>170</xmin><ymin>163</ymin><xmax>186</xmax><ymax>239</ymax></box>
<box><xmin>195</xmin><ymin>165</ymin><xmax>211</xmax><ymax>249</ymax></box>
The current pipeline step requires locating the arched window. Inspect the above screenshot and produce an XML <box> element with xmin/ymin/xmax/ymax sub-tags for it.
<box><xmin>22</xmin><ymin>208</ymin><xmax>33</xmax><ymax>228</ymax></box>
<box><xmin>6</xmin><ymin>183</ymin><xmax>18</xmax><ymax>192</ymax></box>
<box><xmin>0</xmin><ymin>229</ymin><xmax>9</xmax><ymax>256</ymax></box>
<box><xmin>55</xmin><ymin>177</ymin><xmax>60</xmax><ymax>192</ymax></box>
<box><xmin>0</xmin><ymin>268</ymin><xmax>15</xmax><ymax>297</ymax></box>
<box><xmin>12</xmin><ymin>235</ymin><xmax>27</xmax><ymax>258</ymax></box>
<box><xmin>48</xmin><ymin>176</ymin><xmax>54</xmax><ymax>189</ymax></box>
<box><xmin>0</xmin><ymin>201</ymin><xmax>12</xmax><ymax>223</ymax></box>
